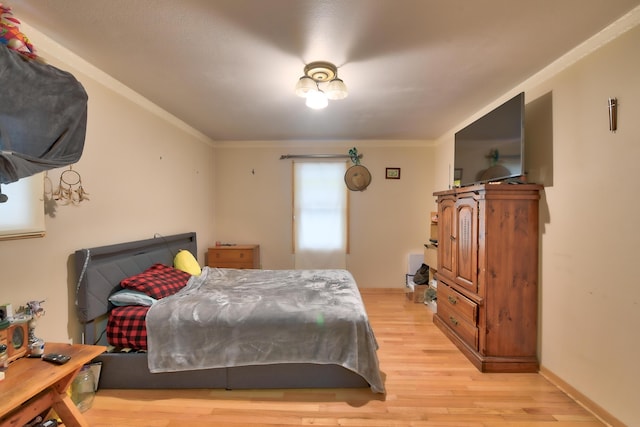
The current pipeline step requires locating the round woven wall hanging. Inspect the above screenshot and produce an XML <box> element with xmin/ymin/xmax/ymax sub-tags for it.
<box><xmin>344</xmin><ymin>165</ymin><xmax>371</xmax><ymax>191</ymax></box>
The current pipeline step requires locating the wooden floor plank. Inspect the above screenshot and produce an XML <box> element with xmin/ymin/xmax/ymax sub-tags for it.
<box><xmin>82</xmin><ymin>289</ymin><xmax>604</xmax><ymax>427</ymax></box>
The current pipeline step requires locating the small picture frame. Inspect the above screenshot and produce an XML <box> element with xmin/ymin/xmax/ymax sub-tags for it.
<box><xmin>385</xmin><ymin>168</ymin><xmax>401</xmax><ymax>179</ymax></box>
<box><xmin>454</xmin><ymin>168</ymin><xmax>462</xmax><ymax>181</ymax></box>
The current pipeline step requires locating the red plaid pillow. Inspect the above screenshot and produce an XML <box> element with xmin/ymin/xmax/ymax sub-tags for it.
<box><xmin>120</xmin><ymin>263</ymin><xmax>191</xmax><ymax>299</ymax></box>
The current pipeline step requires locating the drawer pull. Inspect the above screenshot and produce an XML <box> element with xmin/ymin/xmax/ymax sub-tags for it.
<box><xmin>449</xmin><ymin>316</ymin><xmax>459</xmax><ymax>326</ymax></box>
<box><xmin>447</xmin><ymin>296</ymin><xmax>457</xmax><ymax>305</ymax></box>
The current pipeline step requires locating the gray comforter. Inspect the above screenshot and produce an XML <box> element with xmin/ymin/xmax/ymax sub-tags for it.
<box><xmin>146</xmin><ymin>267</ymin><xmax>385</xmax><ymax>393</ymax></box>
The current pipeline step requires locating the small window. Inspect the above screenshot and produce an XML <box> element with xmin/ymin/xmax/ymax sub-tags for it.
<box><xmin>292</xmin><ymin>161</ymin><xmax>348</xmax><ymax>269</ymax></box>
<box><xmin>0</xmin><ymin>173</ymin><xmax>45</xmax><ymax>240</ymax></box>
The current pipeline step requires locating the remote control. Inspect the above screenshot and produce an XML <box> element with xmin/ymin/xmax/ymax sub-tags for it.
<box><xmin>42</xmin><ymin>353</ymin><xmax>71</xmax><ymax>365</ymax></box>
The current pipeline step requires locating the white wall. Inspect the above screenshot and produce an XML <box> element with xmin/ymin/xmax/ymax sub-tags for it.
<box><xmin>214</xmin><ymin>141</ymin><xmax>436</xmax><ymax>287</ymax></box>
<box><xmin>434</xmin><ymin>13</ymin><xmax>640</xmax><ymax>426</ymax></box>
<box><xmin>535</xmin><ymin>23</ymin><xmax>640</xmax><ymax>427</ymax></box>
<box><xmin>0</xmin><ymin>25</ymin><xmax>217</xmax><ymax>345</ymax></box>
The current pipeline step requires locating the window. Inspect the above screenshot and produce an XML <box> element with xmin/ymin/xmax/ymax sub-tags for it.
<box><xmin>0</xmin><ymin>173</ymin><xmax>45</xmax><ymax>240</ymax></box>
<box><xmin>293</xmin><ymin>161</ymin><xmax>348</xmax><ymax>269</ymax></box>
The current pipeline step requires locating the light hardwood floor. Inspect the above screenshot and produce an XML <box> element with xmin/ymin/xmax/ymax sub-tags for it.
<box><xmin>83</xmin><ymin>289</ymin><xmax>604</xmax><ymax>426</ymax></box>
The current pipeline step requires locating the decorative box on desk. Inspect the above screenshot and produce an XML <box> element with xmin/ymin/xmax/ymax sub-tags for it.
<box><xmin>207</xmin><ymin>244</ymin><xmax>260</xmax><ymax>269</ymax></box>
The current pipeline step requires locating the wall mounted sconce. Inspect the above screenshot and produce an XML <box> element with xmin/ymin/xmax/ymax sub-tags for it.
<box><xmin>295</xmin><ymin>61</ymin><xmax>348</xmax><ymax>110</ymax></box>
<box><xmin>608</xmin><ymin>97</ymin><xmax>617</xmax><ymax>132</ymax></box>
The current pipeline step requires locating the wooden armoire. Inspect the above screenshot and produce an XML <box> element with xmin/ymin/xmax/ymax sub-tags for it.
<box><xmin>433</xmin><ymin>183</ymin><xmax>542</xmax><ymax>372</ymax></box>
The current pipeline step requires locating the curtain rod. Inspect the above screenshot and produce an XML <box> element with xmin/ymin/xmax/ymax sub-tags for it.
<box><xmin>279</xmin><ymin>154</ymin><xmax>362</xmax><ymax>160</ymax></box>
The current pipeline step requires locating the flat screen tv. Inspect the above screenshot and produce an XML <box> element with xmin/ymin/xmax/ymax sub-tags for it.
<box><xmin>454</xmin><ymin>92</ymin><xmax>524</xmax><ymax>187</ymax></box>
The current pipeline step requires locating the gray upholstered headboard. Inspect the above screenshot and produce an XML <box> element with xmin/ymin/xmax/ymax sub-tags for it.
<box><xmin>74</xmin><ymin>232</ymin><xmax>197</xmax><ymax>339</ymax></box>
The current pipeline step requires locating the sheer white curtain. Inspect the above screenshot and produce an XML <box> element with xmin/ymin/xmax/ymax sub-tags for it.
<box><xmin>293</xmin><ymin>161</ymin><xmax>348</xmax><ymax>269</ymax></box>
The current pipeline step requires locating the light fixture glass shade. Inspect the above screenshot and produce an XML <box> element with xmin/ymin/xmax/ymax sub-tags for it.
<box><xmin>295</xmin><ymin>76</ymin><xmax>316</xmax><ymax>97</ymax></box>
<box><xmin>305</xmin><ymin>89</ymin><xmax>328</xmax><ymax>109</ymax></box>
<box><xmin>326</xmin><ymin>78</ymin><xmax>348</xmax><ymax>100</ymax></box>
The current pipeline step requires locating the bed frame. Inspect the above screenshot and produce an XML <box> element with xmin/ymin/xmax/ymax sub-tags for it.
<box><xmin>74</xmin><ymin>232</ymin><xmax>370</xmax><ymax>390</ymax></box>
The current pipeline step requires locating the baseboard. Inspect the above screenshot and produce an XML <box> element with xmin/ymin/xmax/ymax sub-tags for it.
<box><xmin>539</xmin><ymin>366</ymin><xmax>625</xmax><ymax>427</ymax></box>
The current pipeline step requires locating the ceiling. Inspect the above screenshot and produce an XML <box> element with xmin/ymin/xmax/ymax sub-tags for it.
<box><xmin>9</xmin><ymin>0</ymin><xmax>640</xmax><ymax>142</ymax></box>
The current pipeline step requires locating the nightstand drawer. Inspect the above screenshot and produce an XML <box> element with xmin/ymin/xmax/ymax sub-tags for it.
<box><xmin>207</xmin><ymin>245</ymin><xmax>260</xmax><ymax>269</ymax></box>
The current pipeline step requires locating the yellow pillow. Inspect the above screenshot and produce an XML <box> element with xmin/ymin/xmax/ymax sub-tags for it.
<box><xmin>174</xmin><ymin>250</ymin><xmax>201</xmax><ymax>276</ymax></box>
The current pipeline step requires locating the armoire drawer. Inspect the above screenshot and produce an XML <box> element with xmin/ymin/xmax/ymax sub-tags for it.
<box><xmin>437</xmin><ymin>281</ymin><xmax>477</xmax><ymax>325</ymax></box>
<box><xmin>437</xmin><ymin>300</ymin><xmax>479</xmax><ymax>350</ymax></box>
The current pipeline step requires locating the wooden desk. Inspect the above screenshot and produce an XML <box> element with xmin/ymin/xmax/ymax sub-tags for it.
<box><xmin>0</xmin><ymin>342</ymin><xmax>105</xmax><ymax>427</ymax></box>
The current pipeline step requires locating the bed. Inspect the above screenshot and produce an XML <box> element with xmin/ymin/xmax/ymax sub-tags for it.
<box><xmin>74</xmin><ymin>232</ymin><xmax>384</xmax><ymax>393</ymax></box>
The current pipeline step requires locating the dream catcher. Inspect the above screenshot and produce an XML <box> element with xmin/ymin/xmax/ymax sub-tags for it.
<box><xmin>49</xmin><ymin>166</ymin><xmax>89</xmax><ymax>207</ymax></box>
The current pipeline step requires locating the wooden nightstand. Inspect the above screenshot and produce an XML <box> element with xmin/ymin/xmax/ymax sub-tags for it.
<box><xmin>207</xmin><ymin>245</ymin><xmax>260</xmax><ymax>269</ymax></box>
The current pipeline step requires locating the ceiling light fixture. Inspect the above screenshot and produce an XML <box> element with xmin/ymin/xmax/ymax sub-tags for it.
<box><xmin>295</xmin><ymin>61</ymin><xmax>347</xmax><ymax>109</ymax></box>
